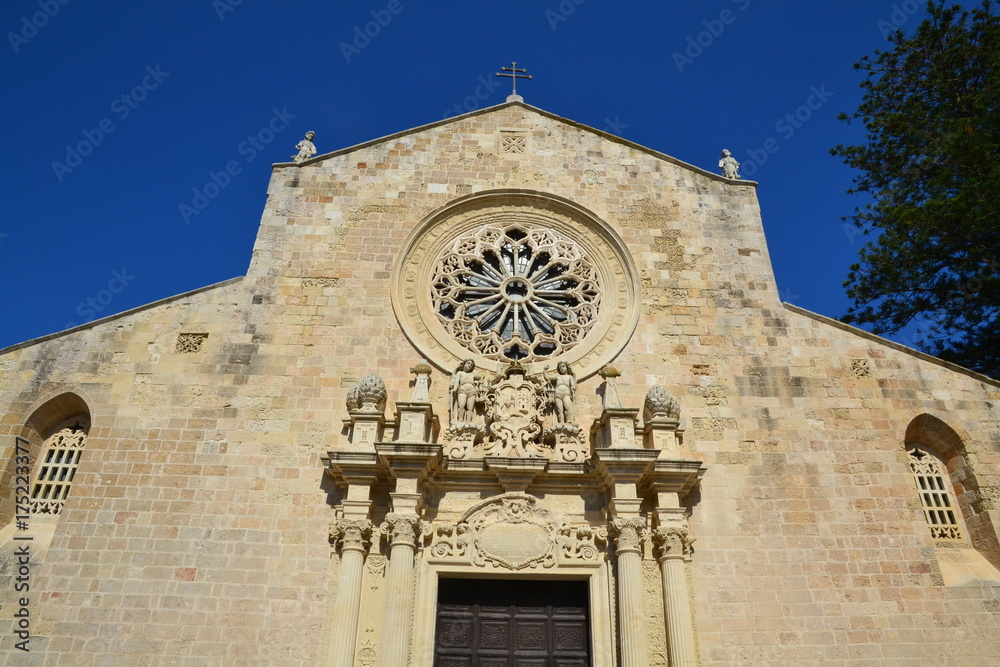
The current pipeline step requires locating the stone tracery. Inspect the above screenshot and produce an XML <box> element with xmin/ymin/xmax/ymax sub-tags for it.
<box><xmin>431</xmin><ymin>223</ymin><xmax>602</xmax><ymax>362</ymax></box>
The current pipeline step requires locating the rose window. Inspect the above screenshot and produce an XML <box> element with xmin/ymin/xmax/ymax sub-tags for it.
<box><xmin>430</xmin><ymin>224</ymin><xmax>602</xmax><ymax>361</ymax></box>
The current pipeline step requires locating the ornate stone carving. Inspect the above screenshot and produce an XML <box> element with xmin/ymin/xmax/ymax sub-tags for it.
<box><xmin>557</xmin><ymin>525</ymin><xmax>605</xmax><ymax>562</ymax></box>
<box><xmin>448</xmin><ymin>359</ymin><xmax>484</xmax><ymax>424</ymax></box>
<box><xmin>643</xmin><ymin>561</ymin><xmax>669</xmax><ymax>666</ymax></box>
<box><xmin>430</xmin><ymin>222</ymin><xmax>602</xmax><ymax>363</ymax></box>
<box><xmin>609</xmin><ymin>517</ymin><xmax>647</xmax><ymax>553</ymax></box>
<box><xmin>644</xmin><ymin>385</ymin><xmax>680</xmax><ymax>420</ymax></box>
<box><xmin>442</xmin><ymin>423</ymin><xmax>486</xmax><ymax>459</ymax></box>
<box><xmin>719</xmin><ymin>148</ymin><xmax>740</xmax><ymax>179</ymax></box>
<box><xmin>544</xmin><ymin>423</ymin><xmax>588</xmax><ymax>462</ymax></box>
<box><xmin>483</xmin><ymin>363</ymin><xmax>547</xmax><ymax>457</ymax></box>
<box><xmin>464</xmin><ymin>494</ymin><xmax>558</xmax><ymax>569</ymax></box>
<box><xmin>381</xmin><ymin>513</ymin><xmax>422</xmax><ymax>547</ymax></box>
<box><xmin>390</xmin><ymin>192</ymin><xmax>642</xmax><ymax>379</ymax></box>
<box><xmin>366</xmin><ymin>555</ymin><xmax>386</xmax><ymax>590</ymax></box>
<box><xmin>293</xmin><ymin>130</ymin><xmax>316</xmax><ymax>164</ymax></box>
<box><xmin>653</xmin><ymin>526</ymin><xmax>694</xmax><ymax>559</ymax></box>
<box><xmin>424</xmin><ymin>523</ymin><xmax>472</xmax><ymax>559</ymax></box>
<box><xmin>331</xmin><ymin>519</ymin><xmax>374</xmax><ymax>552</ymax></box>
<box><xmin>348</xmin><ymin>374</ymin><xmax>387</xmax><ymax>413</ymax></box>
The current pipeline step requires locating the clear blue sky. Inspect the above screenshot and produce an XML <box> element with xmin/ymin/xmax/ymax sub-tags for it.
<box><xmin>0</xmin><ymin>0</ymin><xmax>934</xmax><ymax>351</ymax></box>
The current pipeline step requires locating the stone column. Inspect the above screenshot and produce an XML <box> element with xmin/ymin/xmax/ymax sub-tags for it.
<box><xmin>379</xmin><ymin>512</ymin><xmax>422</xmax><ymax>667</ymax></box>
<box><xmin>609</xmin><ymin>516</ymin><xmax>648</xmax><ymax>667</ymax></box>
<box><xmin>329</xmin><ymin>518</ymin><xmax>373</xmax><ymax>667</ymax></box>
<box><xmin>654</xmin><ymin>524</ymin><xmax>696</xmax><ymax>667</ymax></box>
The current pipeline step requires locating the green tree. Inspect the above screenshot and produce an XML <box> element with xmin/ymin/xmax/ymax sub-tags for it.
<box><xmin>832</xmin><ymin>1</ymin><xmax>1000</xmax><ymax>377</ymax></box>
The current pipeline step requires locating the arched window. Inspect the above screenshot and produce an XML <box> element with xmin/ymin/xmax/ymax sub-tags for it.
<box><xmin>2</xmin><ymin>392</ymin><xmax>92</xmax><ymax>525</ymax></box>
<box><xmin>30</xmin><ymin>420</ymin><xmax>87</xmax><ymax>516</ymax></box>
<box><xmin>907</xmin><ymin>444</ymin><xmax>963</xmax><ymax>541</ymax></box>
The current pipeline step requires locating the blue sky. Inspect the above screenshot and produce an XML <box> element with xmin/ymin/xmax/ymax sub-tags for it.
<box><xmin>0</xmin><ymin>0</ymin><xmax>934</xmax><ymax>351</ymax></box>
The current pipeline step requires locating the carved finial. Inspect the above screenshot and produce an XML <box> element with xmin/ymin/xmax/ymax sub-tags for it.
<box><xmin>293</xmin><ymin>130</ymin><xmax>317</xmax><ymax>164</ymax></box>
<box><xmin>409</xmin><ymin>360</ymin><xmax>433</xmax><ymax>403</ymax></box>
<box><xmin>644</xmin><ymin>385</ymin><xmax>680</xmax><ymax>421</ymax></box>
<box><xmin>719</xmin><ymin>149</ymin><xmax>740</xmax><ymax>180</ymax></box>
<box><xmin>599</xmin><ymin>365</ymin><xmax>623</xmax><ymax>409</ymax></box>
<box><xmin>350</xmin><ymin>373</ymin><xmax>387</xmax><ymax>413</ymax></box>
<box><xmin>346</xmin><ymin>383</ymin><xmax>361</xmax><ymax>412</ymax></box>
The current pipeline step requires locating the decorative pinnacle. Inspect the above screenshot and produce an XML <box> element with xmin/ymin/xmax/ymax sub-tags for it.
<box><xmin>496</xmin><ymin>61</ymin><xmax>532</xmax><ymax>102</ymax></box>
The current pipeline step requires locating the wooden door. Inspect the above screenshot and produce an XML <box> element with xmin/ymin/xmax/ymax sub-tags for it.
<box><xmin>434</xmin><ymin>578</ymin><xmax>590</xmax><ymax>666</ymax></box>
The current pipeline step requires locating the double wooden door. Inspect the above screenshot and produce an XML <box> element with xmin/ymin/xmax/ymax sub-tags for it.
<box><xmin>434</xmin><ymin>578</ymin><xmax>591</xmax><ymax>666</ymax></box>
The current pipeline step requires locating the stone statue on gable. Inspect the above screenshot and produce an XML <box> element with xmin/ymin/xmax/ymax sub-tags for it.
<box><xmin>719</xmin><ymin>149</ymin><xmax>740</xmax><ymax>180</ymax></box>
<box><xmin>293</xmin><ymin>131</ymin><xmax>317</xmax><ymax>164</ymax></box>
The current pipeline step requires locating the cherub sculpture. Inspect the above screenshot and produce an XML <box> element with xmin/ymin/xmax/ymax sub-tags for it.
<box><xmin>293</xmin><ymin>131</ymin><xmax>317</xmax><ymax>164</ymax></box>
<box><xmin>719</xmin><ymin>149</ymin><xmax>740</xmax><ymax>180</ymax></box>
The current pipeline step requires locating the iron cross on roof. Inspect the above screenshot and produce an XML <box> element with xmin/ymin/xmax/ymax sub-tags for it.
<box><xmin>496</xmin><ymin>61</ymin><xmax>533</xmax><ymax>100</ymax></box>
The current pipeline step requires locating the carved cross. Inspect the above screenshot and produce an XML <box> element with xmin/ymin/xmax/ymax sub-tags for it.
<box><xmin>495</xmin><ymin>61</ymin><xmax>533</xmax><ymax>97</ymax></box>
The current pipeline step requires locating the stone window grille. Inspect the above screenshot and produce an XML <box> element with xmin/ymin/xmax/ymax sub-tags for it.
<box><xmin>500</xmin><ymin>131</ymin><xmax>527</xmax><ymax>154</ymax></box>
<box><xmin>175</xmin><ymin>332</ymin><xmax>209</xmax><ymax>353</ymax></box>
<box><xmin>907</xmin><ymin>446</ymin><xmax>963</xmax><ymax>540</ymax></box>
<box><xmin>30</xmin><ymin>424</ymin><xmax>87</xmax><ymax>516</ymax></box>
<box><xmin>849</xmin><ymin>358</ymin><xmax>872</xmax><ymax>378</ymax></box>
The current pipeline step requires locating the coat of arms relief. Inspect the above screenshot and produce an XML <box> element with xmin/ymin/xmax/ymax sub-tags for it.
<box><xmin>444</xmin><ymin>360</ymin><xmax>586</xmax><ymax>462</ymax></box>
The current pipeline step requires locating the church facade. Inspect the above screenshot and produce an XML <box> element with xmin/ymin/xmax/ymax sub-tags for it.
<box><xmin>2</xmin><ymin>101</ymin><xmax>1000</xmax><ymax>665</ymax></box>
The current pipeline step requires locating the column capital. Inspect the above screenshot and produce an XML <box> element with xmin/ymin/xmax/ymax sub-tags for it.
<box><xmin>608</xmin><ymin>517</ymin><xmax>647</xmax><ymax>554</ymax></box>
<box><xmin>381</xmin><ymin>513</ymin><xmax>422</xmax><ymax>548</ymax></box>
<box><xmin>331</xmin><ymin>518</ymin><xmax>374</xmax><ymax>553</ymax></box>
<box><xmin>653</xmin><ymin>525</ymin><xmax>694</xmax><ymax>560</ymax></box>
